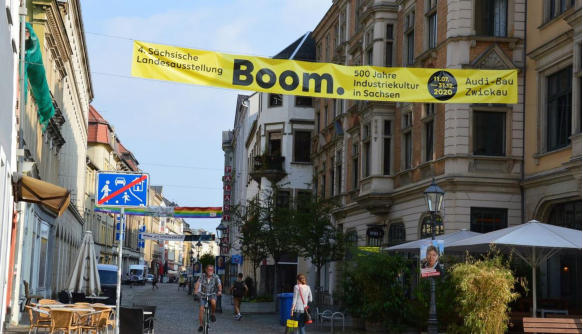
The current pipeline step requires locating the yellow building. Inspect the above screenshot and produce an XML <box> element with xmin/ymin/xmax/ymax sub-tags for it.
<box><xmin>524</xmin><ymin>0</ymin><xmax>581</xmax><ymax>308</ymax></box>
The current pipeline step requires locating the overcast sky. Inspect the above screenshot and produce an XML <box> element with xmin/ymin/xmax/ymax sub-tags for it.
<box><xmin>82</xmin><ymin>1</ymin><xmax>331</xmax><ymax>233</ymax></box>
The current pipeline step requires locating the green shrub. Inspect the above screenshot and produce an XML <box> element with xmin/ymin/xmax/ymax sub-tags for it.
<box><xmin>340</xmin><ymin>251</ymin><xmax>411</xmax><ymax>331</ymax></box>
<box><xmin>449</xmin><ymin>252</ymin><xmax>520</xmax><ymax>334</ymax></box>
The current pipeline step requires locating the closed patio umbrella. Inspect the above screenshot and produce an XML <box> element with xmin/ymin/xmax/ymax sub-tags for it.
<box><xmin>67</xmin><ymin>230</ymin><xmax>101</xmax><ymax>296</ymax></box>
<box><xmin>446</xmin><ymin>220</ymin><xmax>582</xmax><ymax>316</ymax></box>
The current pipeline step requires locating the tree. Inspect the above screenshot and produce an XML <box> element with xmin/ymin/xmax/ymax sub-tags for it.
<box><xmin>293</xmin><ymin>193</ymin><xmax>344</xmax><ymax>304</ymax></box>
<box><xmin>233</xmin><ymin>199</ymin><xmax>268</xmax><ymax>298</ymax></box>
<box><xmin>199</xmin><ymin>252</ymin><xmax>215</xmax><ymax>269</ymax></box>
<box><xmin>260</xmin><ymin>186</ymin><xmax>298</xmax><ymax>295</ymax></box>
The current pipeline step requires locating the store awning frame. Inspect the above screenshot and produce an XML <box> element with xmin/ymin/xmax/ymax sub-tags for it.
<box><xmin>14</xmin><ymin>175</ymin><xmax>70</xmax><ymax>217</ymax></box>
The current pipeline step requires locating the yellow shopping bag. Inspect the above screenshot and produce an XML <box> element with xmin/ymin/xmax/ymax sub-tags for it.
<box><xmin>286</xmin><ymin>319</ymin><xmax>298</xmax><ymax>328</ymax></box>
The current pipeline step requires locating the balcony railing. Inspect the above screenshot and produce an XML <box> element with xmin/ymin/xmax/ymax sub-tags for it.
<box><xmin>250</xmin><ymin>155</ymin><xmax>286</xmax><ymax>183</ymax></box>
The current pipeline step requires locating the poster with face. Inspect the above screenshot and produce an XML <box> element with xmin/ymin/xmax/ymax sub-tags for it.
<box><xmin>193</xmin><ymin>262</ymin><xmax>202</xmax><ymax>276</ymax></box>
<box><xmin>420</xmin><ymin>240</ymin><xmax>444</xmax><ymax>278</ymax></box>
<box><xmin>216</xmin><ymin>256</ymin><xmax>226</xmax><ymax>275</ymax></box>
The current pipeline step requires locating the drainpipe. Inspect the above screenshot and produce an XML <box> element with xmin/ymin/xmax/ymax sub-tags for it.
<box><xmin>520</xmin><ymin>1</ymin><xmax>528</xmax><ymax>224</ymax></box>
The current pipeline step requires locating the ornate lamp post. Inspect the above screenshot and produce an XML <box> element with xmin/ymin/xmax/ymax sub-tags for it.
<box><xmin>195</xmin><ymin>240</ymin><xmax>203</xmax><ymax>261</ymax></box>
<box><xmin>424</xmin><ymin>178</ymin><xmax>445</xmax><ymax>334</ymax></box>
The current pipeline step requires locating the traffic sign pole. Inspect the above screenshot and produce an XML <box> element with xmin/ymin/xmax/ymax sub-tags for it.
<box><xmin>115</xmin><ymin>208</ymin><xmax>124</xmax><ymax>334</ymax></box>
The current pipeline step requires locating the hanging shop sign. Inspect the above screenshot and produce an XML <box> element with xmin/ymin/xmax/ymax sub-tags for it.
<box><xmin>131</xmin><ymin>40</ymin><xmax>518</xmax><ymax>104</ymax></box>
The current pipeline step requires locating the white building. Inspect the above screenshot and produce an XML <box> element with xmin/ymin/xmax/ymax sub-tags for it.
<box><xmin>223</xmin><ymin>33</ymin><xmax>318</xmax><ymax>294</ymax></box>
<box><xmin>0</xmin><ymin>0</ymin><xmax>20</xmax><ymax>327</ymax></box>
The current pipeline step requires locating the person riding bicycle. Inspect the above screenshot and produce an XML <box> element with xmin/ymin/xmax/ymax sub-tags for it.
<box><xmin>194</xmin><ymin>264</ymin><xmax>222</xmax><ymax>332</ymax></box>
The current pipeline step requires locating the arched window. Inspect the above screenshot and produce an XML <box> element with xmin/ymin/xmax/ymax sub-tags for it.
<box><xmin>547</xmin><ymin>200</ymin><xmax>581</xmax><ymax>230</ymax></box>
<box><xmin>388</xmin><ymin>223</ymin><xmax>406</xmax><ymax>246</ymax></box>
<box><xmin>419</xmin><ymin>215</ymin><xmax>444</xmax><ymax>239</ymax></box>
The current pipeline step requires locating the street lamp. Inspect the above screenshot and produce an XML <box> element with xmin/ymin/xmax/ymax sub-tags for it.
<box><xmin>195</xmin><ymin>241</ymin><xmax>203</xmax><ymax>261</ymax></box>
<box><xmin>424</xmin><ymin>178</ymin><xmax>445</xmax><ymax>334</ymax></box>
<box><xmin>216</xmin><ymin>221</ymin><xmax>227</xmax><ymax>240</ymax></box>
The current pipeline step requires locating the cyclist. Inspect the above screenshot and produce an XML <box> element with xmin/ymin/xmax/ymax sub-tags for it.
<box><xmin>194</xmin><ymin>264</ymin><xmax>222</xmax><ymax>332</ymax></box>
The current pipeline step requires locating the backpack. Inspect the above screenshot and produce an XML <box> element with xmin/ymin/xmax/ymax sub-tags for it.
<box><xmin>233</xmin><ymin>281</ymin><xmax>244</xmax><ymax>297</ymax></box>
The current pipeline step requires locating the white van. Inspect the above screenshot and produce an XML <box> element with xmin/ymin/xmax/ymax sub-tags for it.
<box><xmin>129</xmin><ymin>264</ymin><xmax>148</xmax><ymax>285</ymax></box>
<box><xmin>97</xmin><ymin>264</ymin><xmax>118</xmax><ymax>305</ymax></box>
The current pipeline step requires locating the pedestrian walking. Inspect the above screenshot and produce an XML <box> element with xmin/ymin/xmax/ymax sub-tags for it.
<box><xmin>230</xmin><ymin>273</ymin><xmax>248</xmax><ymax>320</ymax></box>
<box><xmin>291</xmin><ymin>273</ymin><xmax>312</xmax><ymax>334</ymax></box>
<box><xmin>152</xmin><ymin>275</ymin><xmax>159</xmax><ymax>289</ymax></box>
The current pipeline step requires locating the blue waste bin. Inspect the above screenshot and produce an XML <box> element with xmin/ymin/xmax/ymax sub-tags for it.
<box><xmin>277</xmin><ymin>293</ymin><xmax>294</xmax><ymax>325</ymax></box>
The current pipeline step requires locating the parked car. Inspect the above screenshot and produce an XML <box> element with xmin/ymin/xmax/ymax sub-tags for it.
<box><xmin>145</xmin><ymin>274</ymin><xmax>154</xmax><ymax>283</ymax></box>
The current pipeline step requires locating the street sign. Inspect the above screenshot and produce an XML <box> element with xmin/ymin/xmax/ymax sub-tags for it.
<box><xmin>139</xmin><ymin>225</ymin><xmax>146</xmax><ymax>233</ymax></box>
<box><xmin>115</xmin><ymin>232</ymin><xmax>125</xmax><ymax>241</ymax></box>
<box><xmin>96</xmin><ymin>172</ymin><xmax>149</xmax><ymax>207</ymax></box>
<box><xmin>138</xmin><ymin>240</ymin><xmax>145</xmax><ymax>248</ymax></box>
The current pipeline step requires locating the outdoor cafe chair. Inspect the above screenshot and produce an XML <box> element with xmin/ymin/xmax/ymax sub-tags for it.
<box><xmin>23</xmin><ymin>281</ymin><xmax>43</xmax><ymax>310</ymax></box>
<box><xmin>24</xmin><ymin>305</ymin><xmax>51</xmax><ymax>334</ymax></box>
<box><xmin>38</xmin><ymin>299</ymin><xmax>61</xmax><ymax>305</ymax></box>
<box><xmin>49</xmin><ymin>309</ymin><xmax>80</xmax><ymax>334</ymax></box>
<box><xmin>91</xmin><ymin>304</ymin><xmax>116</xmax><ymax>330</ymax></box>
<box><xmin>79</xmin><ymin>309</ymin><xmax>110</xmax><ymax>334</ymax></box>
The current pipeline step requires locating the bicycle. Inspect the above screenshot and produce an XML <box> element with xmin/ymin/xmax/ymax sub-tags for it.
<box><xmin>199</xmin><ymin>292</ymin><xmax>216</xmax><ymax>334</ymax></box>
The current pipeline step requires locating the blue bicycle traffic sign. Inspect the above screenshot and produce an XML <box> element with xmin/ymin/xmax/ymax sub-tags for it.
<box><xmin>96</xmin><ymin>172</ymin><xmax>149</xmax><ymax>207</ymax></box>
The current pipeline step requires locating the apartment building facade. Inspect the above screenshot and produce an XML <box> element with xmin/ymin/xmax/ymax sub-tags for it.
<box><xmin>9</xmin><ymin>0</ymin><xmax>94</xmax><ymax>324</ymax></box>
<box><xmin>312</xmin><ymin>0</ymin><xmax>526</xmax><ymax>297</ymax></box>
<box><xmin>222</xmin><ymin>34</ymin><xmax>318</xmax><ymax>294</ymax></box>
<box><xmin>523</xmin><ymin>0</ymin><xmax>581</xmax><ymax>309</ymax></box>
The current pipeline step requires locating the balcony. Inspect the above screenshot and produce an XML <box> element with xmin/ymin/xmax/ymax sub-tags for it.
<box><xmin>250</xmin><ymin>155</ymin><xmax>286</xmax><ymax>184</ymax></box>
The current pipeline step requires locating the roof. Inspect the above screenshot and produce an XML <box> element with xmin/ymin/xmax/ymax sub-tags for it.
<box><xmin>88</xmin><ymin>105</ymin><xmax>112</xmax><ymax>145</ymax></box>
<box><xmin>273</xmin><ymin>32</ymin><xmax>316</xmax><ymax>61</ymax></box>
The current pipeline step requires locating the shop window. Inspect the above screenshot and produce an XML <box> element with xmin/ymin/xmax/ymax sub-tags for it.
<box><xmin>470</xmin><ymin>207</ymin><xmax>508</xmax><ymax>233</ymax></box>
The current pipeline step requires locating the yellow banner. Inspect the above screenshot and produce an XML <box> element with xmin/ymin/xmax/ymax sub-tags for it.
<box><xmin>131</xmin><ymin>40</ymin><xmax>518</xmax><ymax>104</ymax></box>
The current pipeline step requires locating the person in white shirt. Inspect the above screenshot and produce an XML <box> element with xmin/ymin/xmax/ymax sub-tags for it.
<box><xmin>290</xmin><ymin>273</ymin><xmax>312</xmax><ymax>334</ymax></box>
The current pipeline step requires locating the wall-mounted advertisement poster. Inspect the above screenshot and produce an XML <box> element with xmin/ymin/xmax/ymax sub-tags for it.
<box><xmin>420</xmin><ymin>240</ymin><xmax>444</xmax><ymax>278</ymax></box>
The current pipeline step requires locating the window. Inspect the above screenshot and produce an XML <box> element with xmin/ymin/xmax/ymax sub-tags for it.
<box><xmin>405</xmin><ymin>11</ymin><xmax>415</xmax><ymax>65</ymax></box>
<box><xmin>345</xmin><ymin>229</ymin><xmax>358</xmax><ymax>259</ymax></box>
<box><xmin>330</xmin><ymin>161</ymin><xmax>335</xmax><ymax>196</ymax></box>
<box><xmin>388</xmin><ymin>223</ymin><xmax>406</xmax><ymax>246</ymax></box>
<box><xmin>420</xmin><ymin>215</ymin><xmax>444</xmax><ymax>239</ymax></box>
<box><xmin>548</xmin><ymin>0</ymin><xmax>576</xmax><ymax>21</ymax></box>
<box><xmin>338</xmin><ymin>7</ymin><xmax>346</xmax><ymax>45</ymax></box>
<box><xmin>334</xmin><ymin>99</ymin><xmax>343</xmax><ymax>117</ymax></box>
<box><xmin>366</xmin><ymin>226</ymin><xmax>384</xmax><ymax>247</ymax></box>
<box><xmin>475</xmin><ymin>0</ymin><xmax>507</xmax><ymax>37</ymax></box>
<box><xmin>547</xmin><ymin>200</ymin><xmax>582</xmax><ymax>231</ymax></box>
<box><xmin>383</xmin><ymin>120</ymin><xmax>392</xmax><ymax>175</ymax></box>
<box><xmin>269</xmin><ymin>94</ymin><xmax>283</xmax><ymax>107</ymax></box>
<box><xmin>426</xmin><ymin>0</ymin><xmax>437</xmax><ymax>49</ymax></box>
<box><xmin>425</xmin><ymin>121</ymin><xmax>434</xmax><ymax>162</ymax></box>
<box><xmin>293</xmin><ymin>131</ymin><xmax>311</xmax><ymax>162</ymax></box>
<box><xmin>473</xmin><ymin>111</ymin><xmax>505</xmax><ymax>156</ymax></box>
<box><xmin>276</xmin><ymin>190</ymin><xmax>290</xmax><ymax>208</ymax></box>
<box><xmin>403</xmin><ymin>111</ymin><xmax>413</xmax><ymax>169</ymax></box>
<box><xmin>268</xmin><ymin>132</ymin><xmax>282</xmax><ymax>156</ymax></box>
<box><xmin>424</xmin><ymin>104</ymin><xmax>435</xmax><ymax>162</ymax></box>
<box><xmin>321</xmin><ymin>163</ymin><xmax>326</xmax><ymax>198</ymax></box>
<box><xmin>547</xmin><ymin>66</ymin><xmax>572</xmax><ymax>151</ymax></box>
<box><xmin>336</xmin><ymin>150</ymin><xmax>342</xmax><ymax>195</ymax></box>
<box><xmin>363</xmin><ymin>124</ymin><xmax>371</xmax><ymax>177</ymax></box>
<box><xmin>352</xmin><ymin>143</ymin><xmax>359</xmax><ymax>189</ymax></box>
<box><xmin>385</xmin><ymin>24</ymin><xmax>394</xmax><ymax>66</ymax></box>
<box><xmin>470</xmin><ymin>207</ymin><xmax>508</xmax><ymax>233</ymax></box>
<box><xmin>297</xmin><ymin>190</ymin><xmax>312</xmax><ymax>211</ymax></box>
<box><xmin>295</xmin><ymin>96</ymin><xmax>312</xmax><ymax>107</ymax></box>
